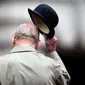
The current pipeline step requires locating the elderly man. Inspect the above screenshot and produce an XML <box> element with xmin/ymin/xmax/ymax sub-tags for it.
<box><xmin>0</xmin><ymin>22</ymin><xmax>70</xmax><ymax>85</ymax></box>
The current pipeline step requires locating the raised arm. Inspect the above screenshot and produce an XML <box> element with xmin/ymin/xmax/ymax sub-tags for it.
<box><xmin>43</xmin><ymin>35</ymin><xmax>71</xmax><ymax>85</ymax></box>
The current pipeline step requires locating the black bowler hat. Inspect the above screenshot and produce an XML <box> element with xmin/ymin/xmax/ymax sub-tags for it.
<box><xmin>28</xmin><ymin>4</ymin><xmax>59</xmax><ymax>38</ymax></box>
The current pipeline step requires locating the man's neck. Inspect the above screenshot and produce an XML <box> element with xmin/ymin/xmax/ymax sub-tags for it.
<box><xmin>16</xmin><ymin>41</ymin><xmax>37</xmax><ymax>50</ymax></box>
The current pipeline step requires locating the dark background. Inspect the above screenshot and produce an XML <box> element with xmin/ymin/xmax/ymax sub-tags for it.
<box><xmin>57</xmin><ymin>46</ymin><xmax>85</xmax><ymax>85</ymax></box>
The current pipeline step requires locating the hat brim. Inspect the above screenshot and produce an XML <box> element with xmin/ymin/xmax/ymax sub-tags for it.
<box><xmin>28</xmin><ymin>8</ymin><xmax>55</xmax><ymax>38</ymax></box>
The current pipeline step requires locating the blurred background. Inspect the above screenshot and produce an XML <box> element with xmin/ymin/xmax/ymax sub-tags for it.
<box><xmin>0</xmin><ymin>0</ymin><xmax>85</xmax><ymax>85</ymax></box>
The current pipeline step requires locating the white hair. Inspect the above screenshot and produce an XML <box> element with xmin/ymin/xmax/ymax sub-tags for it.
<box><xmin>14</xmin><ymin>22</ymin><xmax>39</xmax><ymax>43</ymax></box>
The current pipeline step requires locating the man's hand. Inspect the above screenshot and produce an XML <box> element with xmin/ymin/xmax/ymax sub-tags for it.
<box><xmin>43</xmin><ymin>35</ymin><xmax>57</xmax><ymax>52</ymax></box>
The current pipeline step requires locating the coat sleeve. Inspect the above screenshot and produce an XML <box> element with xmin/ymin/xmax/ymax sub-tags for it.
<box><xmin>6</xmin><ymin>61</ymin><xmax>24</xmax><ymax>85</ymax></box>
<box><xmin>0</xmin><ymin>57</ymin><xmax>9</xmax><ymax>85</ymax></box>
<box><xmin>46</xmin><ymin>51</ymin><xmax>71</xmax><ymax>85</ymax></box>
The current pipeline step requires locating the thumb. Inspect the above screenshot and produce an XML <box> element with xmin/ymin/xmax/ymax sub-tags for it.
<box><xmin>43</xmin><ymin>34</ymin><xmax>47</xmax><ymax>40</ymax></box>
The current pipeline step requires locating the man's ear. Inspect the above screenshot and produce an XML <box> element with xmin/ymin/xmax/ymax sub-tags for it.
<box><xmin>37</xmin><ymin>41</ymin><xmax>40</xmax><ymax>48</ymax></box>
<box><xmin>12</xmin><ymin>36</ymin><xmax>16</xmax><ymax>47</ymax></box>
<box><xmin>35</xmin><ymin>41</ymin><xmax>40</xmax><ymax>50</ymax></box>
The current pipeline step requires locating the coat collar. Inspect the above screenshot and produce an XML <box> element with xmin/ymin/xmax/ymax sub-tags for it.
<box><xmin>10</xmin><ymin>46</ymin><xmax>37</xmax><ymax>53</ymax></box>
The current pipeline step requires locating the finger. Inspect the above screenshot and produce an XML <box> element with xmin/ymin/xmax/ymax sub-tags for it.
<box><xmin>54</xmin><ymin>36</ymin><xmax>58</xmax><ymax>41</ymax></box>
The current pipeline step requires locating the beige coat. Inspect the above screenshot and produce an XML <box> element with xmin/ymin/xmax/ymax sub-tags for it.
<box><xmin>0</xmin><ymin>46</ymin><xmax>70</xmax><ymax>85</ymax></box>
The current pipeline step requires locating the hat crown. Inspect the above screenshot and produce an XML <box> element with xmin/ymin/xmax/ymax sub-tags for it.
<box><xmin>34</xmin><ymin>4</ymin><xmax>59</xmax><ymax>28</ymax></box>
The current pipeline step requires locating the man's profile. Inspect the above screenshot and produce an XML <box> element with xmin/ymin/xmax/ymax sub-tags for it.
<box><xmin>0</xmin><ymin>22</ymin><xmax>70</xmax><ymax>85</ymax></box>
